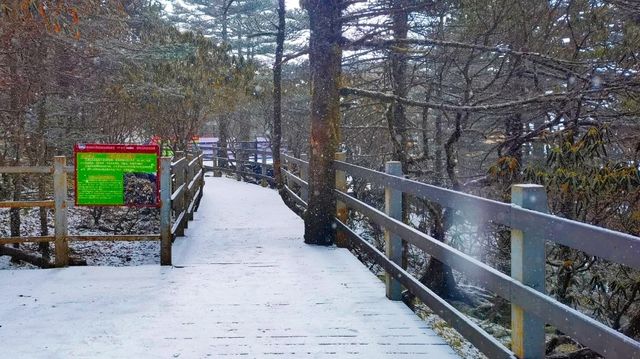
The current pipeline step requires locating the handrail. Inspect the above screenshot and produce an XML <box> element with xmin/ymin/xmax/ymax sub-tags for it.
<box><xmin>282</xmin><ymin>168</ymin><xmax>307</xmax><ymax>188</ymax></box>
<box><xmin>0</xmin><ymin>166</ymin><xmax>52</xmax><ymax>174</ymax></box>
<box><xmin>275</xmin><ymin>153</ymin><xmax>640</xmax><ymax>358</ymax></box>
<box><xmin>334</xmin><ymin>219</ymin><xmax>516</xmax><ymax>359</ymax></box>
<box><xmin>171</xmin><ymin>184</ymin><xmax>186</xmax><ymax>202</ymax></box>
<box><xmin>334</xmin><ymin>160</ymin><xmax>640</xmax><ymax>269</ymax></box>
<box><xmin>0</xmin><ymin>200</ymin><xmax>55</xmax><ymax>209</ymax></box>
<box><xmin>0</xmin><ymin>151</ymin><xmax>205</xmax><ymax>268</ymax></box>
<box><xmin>187</xmin><ymin>169</ymin><xmax>203</xmax><ymax>191</ymax></box>
<box><xmin>171</xmin><ymin>157</ymin><xmax>186</xmax><ymax>168</ymax></box>
<box><xmin>282</xmin><ymin>153</ymin><xmax>309</xmax><ymax>169</ymax></box>
<box><xmin>334</xmin><ymin>189</ymin><xmax>640</xmax><ymax>358</ymax></box>
<box><xmin>188</xmin><ymin>154</ymin><xmax>202</xmax><ymax>169</ymax></box>
<box><xmin>0</xmin><ymin>236</ymin><xmax>56</xmax><ymax>244</ymax></box>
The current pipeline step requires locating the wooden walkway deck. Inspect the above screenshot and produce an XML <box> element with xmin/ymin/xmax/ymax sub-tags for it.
<box><xmin>0</xmin><ymin>176</ymin><xmax>458</xmax><ymax>358</ymax></box>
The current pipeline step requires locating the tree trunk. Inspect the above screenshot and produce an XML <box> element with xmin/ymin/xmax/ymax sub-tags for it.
<box><xmin>387</xmin><ymin>0</ymin><xmax>410</xmax><ymax>173</ymax></box>
<box><xmin>303</xmin><ymin>0</ymin><xmax>343</xmax><ymax>246</ymax></box>
<box><xmin>421</xmin><ymin>204</ymin><xmax>459</xmax><ymax>298</ymax></box>
<box><xmin>36</xmin><ymin>94</ymin><xmax>51</xmax><ymax>258</ymax></box>
<box><xmin>421</xmin><ymin>88</ymin><xmax>432</xmax><ymax>160</ymax></box>
<box><xmin>218</xmin><ymin>116</ymin><xmax>229</xmax><ymax>170</ymax></box>
<box><xmin>271</xmin><ymin>0</ymin><xmax>303</xmax><ymax>217</ymax></box>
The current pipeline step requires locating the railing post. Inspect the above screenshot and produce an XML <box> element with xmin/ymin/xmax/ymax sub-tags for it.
<box><xmin>282</xmin><ymin>150</ymin><xmax>289</xmax><ymax>188</ymax></box>
<box><xmin>511</xmin><ymin>184</ymin><xmax>547</xmax><ymax>358</ymax></box>
<box><xmin>260</xmin><ymin>149</ymin><xmax>268</xmax><ymax>187</ymax></box>
<box><xmin>198</xmin><ymin>152</ymin><xmax>205</xmax><ymax>207</ymax></box>
<box><xmin>253</xmin><ymin>141</ymin><xmax>258</xmax><ymax>163</ymax></box>
<box><xmin>174</xmin><ymin>153</ymin><xmax>186</xmax><ymax>236</ymax></box>
<box><xmin>235</xmin><ymin>149</ymin><xmax>242</xmax><ymax>181</ymax></box>
<box><xmin>160</xmin><ymin>157</ymin><xmax>172</xmax><ymax>266</ymax></box>
<box><xmin>53</xmin><ymin>156</ymin><xmax>69</xmax><ymax>267</ymax></box>
<box><xmin>186</xmin><ymin>153</ymin><xmax>194</xmax><ymax>222</ymax></box>
<box><xmin>384</xmin><ymin>161</ymin><xmax>403</xmax><ymax>300</ymax></box>
<box><xmin>335</xmin><ymin>152</ymin><xmax>348</xmax><ymax>248</ymax></box>
<box><xmin>300</xmin><ymin>153</ymin><xmax>309</xmax><ymax>202</ymax></box>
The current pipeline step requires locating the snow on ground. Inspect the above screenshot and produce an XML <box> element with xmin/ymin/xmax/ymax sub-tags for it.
<box><xmin>0</xmin><ymin>177</ymin><xmax>459</xmax><ymax>358</ymax></box>
<box><xmin>0</xmin><ymin>205</ymin><xmax>160</xmax><ymax>269</ymax></box>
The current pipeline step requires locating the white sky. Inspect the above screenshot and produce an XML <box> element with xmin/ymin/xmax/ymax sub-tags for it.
<box><xmin>285</xmin><ymin>0</ymin><xmax>300</xmax><ymax>9</ymax></box>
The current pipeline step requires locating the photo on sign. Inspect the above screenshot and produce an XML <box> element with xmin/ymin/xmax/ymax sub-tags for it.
<box><xmin>124</xmin><ymin>172</ymin><xmax>157</xmax><ymax>206</ymax></box>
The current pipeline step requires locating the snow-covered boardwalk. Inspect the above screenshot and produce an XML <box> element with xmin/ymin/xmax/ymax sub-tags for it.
<box><xmin>0</xmin><ymin>177</ymin><xmax>458</xmax><ymax>358</ymax></box>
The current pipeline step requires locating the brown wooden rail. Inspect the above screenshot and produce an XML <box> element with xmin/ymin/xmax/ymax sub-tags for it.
<box><xmin>0</xmin><ymin>152</ymin><xmax>204</xmax><ymax>267</ymax></box>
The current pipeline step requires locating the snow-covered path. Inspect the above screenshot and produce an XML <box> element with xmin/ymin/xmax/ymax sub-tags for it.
<box><xmin>0</xmin><ymin>177</ymin><xmax>458</xmax><ymax>358</ymax></box>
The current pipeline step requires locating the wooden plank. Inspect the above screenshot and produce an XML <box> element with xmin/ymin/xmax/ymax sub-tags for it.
<box><xmin>282</xmin><ymin>169</ymin><xmax>307</xmax><ymax>188</ymax></box>
<box><xmin>188</xmin><ymin>156</ymin><xmax>199</xmax><ymax>169</ymax></box>
<box><xmin>187</xmin><ymin>188</ymin><xmax>201</xmax><ymax>215</ymax></box>
<box><xmin>299</xmin><ymin>153</ymin><xmax>309</xmax><ymax>202</ymax></box>
<box><xmin>0</xmin><ymin>200</ymin><xmax>54</xmax><ymax>208</ymax></box>
<box><xmin>281</xmin><ymin>153</ymin><xmax>309</xmax><ymax>169</ymax></box>
<box><xmin>187</xmin><ymin>169</ymin><xmax>203</xmax><ymax>191</ymax></box>
<box><xmin>384</xmin><ymin>161</ymin><xmax>403</xmax><ymax>301</ymax></box>
<box><xmin>0</xmin><ymin>236</ymin><xmax>55</xmax><ymax>244</ymax></box>
<box><xmin>335</xmin><ymin>152</ymin><xmax>348</xmax><ymax>248</ymax></box>
<box><xmin>175</xmin><ymin>153</ymin><xmax>187</xmax><ymax>236</ymax></box>
<box><xmin>53</xmin><ymin>156</ymin><xmax>69</xmax><ymax>267</ymax></box>
<box><xmin>205</xmin><ymin>166</ymin><xmax>274</xmax><ymax>181</ymax></box>
<box><xmin>511</xmin><ymin>185</ymin><xmax>547</xmax><ymax>359</ymax></box>
<box><xmin>68</xmin><ymin>235</ymin><xmax>160</xmax><ymax>242</ymax></box>
<box><xmin>0</xmin><ymin>166</ymin><xmax>52</xmax><ymax>174</ymax></box>
<box><xmin>284</xmin><ymin>185</ymin><xmax>307</xmax><ymax>211</ymax></box>
<box><xmin>171</xmin><ymin>157</ymin><xmax>186</xmax><ymax>168</ymax></box>
<box><xmin>171</xmin><ymin>211</ymin><xmax>186</xmax><ymax>236</ymax></box>
<box><xmin>160</xmin><ymin>157</ymin><xmax>172</xmax><ymax>265</ymax></box>
<box><xmin>185</xmin><ymin>153</ymin><xmax>194</xmax><ymax>222</ymax></box>
<box><xmin>171</xmin><ymin>183</ymin><xmax>185</xmax><ymax>202</ymax></box>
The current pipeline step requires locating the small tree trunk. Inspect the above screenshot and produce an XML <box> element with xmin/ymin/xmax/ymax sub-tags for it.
<box><xmin>421</xmin><ymin>204</ymin><xmax>459</xmax><ymax>299</ymax></box>
<box><xmin>271</xmin><ymin>0</ymin><xmax>302</xmax><ymax>215</ymax></box>
<box><xmin>10</xmin><ymin>177</ymin><xmax>21</xmax><ymax>249</ymax></box>
<box><xmin>38</xmin><ymin>176</ymin><xmax>50</xmax><ymax>258</ymax></box>
<box><xmin>303</xmin><ymin>0</ymin><xmax>343</xmax><ymax>246</ymax></box>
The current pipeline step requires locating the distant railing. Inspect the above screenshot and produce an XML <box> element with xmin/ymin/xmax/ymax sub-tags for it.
<box><xmin>203</xmin><ymin>142</ymin><xmax>275</xmax><ymax>185</ymax></box>
<box><xmin>279</xmin><ymin>151</ymin><xmax>640</xmax><ymax>359</ymax></box>
<box><xmin>0</xmin><ymin>152</ymin><xmax>204</xmax><ymax>267</ymax></box>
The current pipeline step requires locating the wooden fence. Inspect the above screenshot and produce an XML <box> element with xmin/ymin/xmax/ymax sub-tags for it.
<box><xmin>277</xmin><ymin>152</ymin><xmax>640</xmax><ymax>359</ymax></box>
<box><xmin>0</xmin><ymin>152</ymin><xmax>204</xmax><ymax>267</ymax></box>
<box><xmin>203</xmin><ymin>145</ymin><xmax>274</xmax><ymax>185</ymax></box>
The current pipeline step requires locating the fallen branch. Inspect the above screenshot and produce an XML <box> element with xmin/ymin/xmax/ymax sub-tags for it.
<box><xmin>0</xmin><ymin>245</ymin><xmax>53</xmax><ymax>268</ymax></box>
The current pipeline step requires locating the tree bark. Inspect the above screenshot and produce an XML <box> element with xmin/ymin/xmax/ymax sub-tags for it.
<box><xmin>272</xmin><ymin>0</ymin><xmax>285</xmax><ymax>187</ymax></box>
<box><xmin>303</xmin><ymin>0</ymin><xmax>343</xmax><ymax>245</ymax></box>
<box><xmin>388</xmin><ymin>0</ymin><xmax>410</xmax><ymax>174</ymax></box>
<box><xmin>272</xmin><ymin>0</ymin><xmax>301</xmax><ymax>217</ymax></box>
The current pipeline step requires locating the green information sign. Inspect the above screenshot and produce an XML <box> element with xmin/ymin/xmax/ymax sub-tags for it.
<box><xmin>74</xmin><ymin>144</ymin><xmax>160</xmax><ymax>207</ymax></box>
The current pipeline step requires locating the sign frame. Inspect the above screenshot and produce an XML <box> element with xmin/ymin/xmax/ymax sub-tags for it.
<box><xmin>74</xmin><ymin>144</ymin><xmax>161</xmax><ymax>208</ymax></box>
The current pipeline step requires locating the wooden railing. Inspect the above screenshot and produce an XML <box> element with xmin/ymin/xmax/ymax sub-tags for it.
<box><xmin>162</xmin><ymin>152</ymin><xmax>205</xmax><ymax>264</ymax></box>
<box><xmin>0</xmin><ymin>153</ymin><xmax>204</xmax><ymax>267</ymax></box>
<box><xmin>203</xmin><ymin>146</ymin><xmax>274</xmax><ymax>185</ymax></box>
<box><xmin>279</xmin><ymin>151</ymin><xmax>640</xmax><ymax>359</ymax></box>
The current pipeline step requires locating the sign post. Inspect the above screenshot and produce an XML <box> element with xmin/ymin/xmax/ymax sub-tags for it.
<box><xmin>74</xmin><ymin>144</ymin><xmax>160</xmax><ymax>207</ymax></box>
